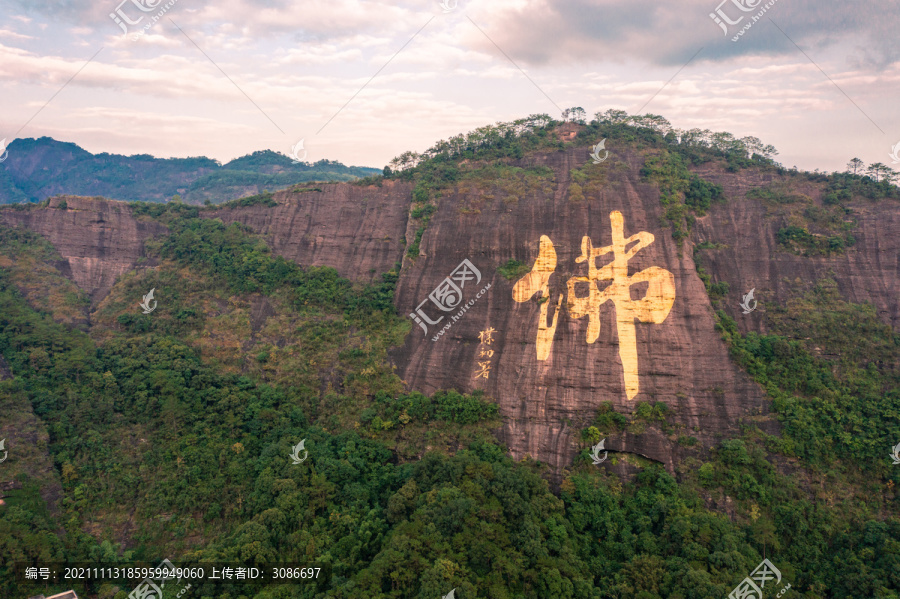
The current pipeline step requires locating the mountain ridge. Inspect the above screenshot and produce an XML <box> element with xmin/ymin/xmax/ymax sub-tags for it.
<box><xmin>0</xmin><ymin>137</ymin><xmax>381</xmax><ymax>206</ymax></box>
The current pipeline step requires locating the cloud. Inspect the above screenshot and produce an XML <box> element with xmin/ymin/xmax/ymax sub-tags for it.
<box><xmin>0</xmin><ymin>28</ymin><xmax>34</xmax><ymax>40</ymax></box>
<box><xmin>459</xmin><ymin>0</ymin><xmax>900</xmax><ymax>68</ymax></box>
<box><xmin>8</xmin><ymin>0</ymin><xmax>899</xmax><ymax>69</ymax></box>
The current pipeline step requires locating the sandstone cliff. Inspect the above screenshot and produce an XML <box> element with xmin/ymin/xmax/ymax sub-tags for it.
<box><xmin>391</xmin><ymin>147</ymin><xmax>774</xmax><ymax>473</ymax></box>
<box><xmin>0</xmin><ymin>196</ymin><xmax>166</xmax><ymax>302</ymax></box>
<box><xmin>692</xmin><ymin>164</ymin><xmax>900</xmax><ymax>332</ymax></box>
<box><xmin>2</xmin><ymin>140</ymin><xmax>897</xmax><ymax>475</ymax></box>
<box><xmin>207</xmin><ymin>181</ymin><xmax>413</xmax><ymax>283</ymax></box>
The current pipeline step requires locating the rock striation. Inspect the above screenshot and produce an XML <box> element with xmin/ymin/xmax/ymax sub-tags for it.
<box><xmin>207</xmin><ymin>180</ymin><xmax>413</xmax><ymax>283</ymax></box>
<box><xmin>692</xmin><ymin>164</ymin><xmax>900</xmax><ymax>332</ymax></box>
<box><xmin>0</xmin><ymin>196</ymin><xmax>167</xmax><ymax>302</ymax></box>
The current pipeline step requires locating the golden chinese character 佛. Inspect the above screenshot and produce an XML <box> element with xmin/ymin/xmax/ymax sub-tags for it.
<box><xmin>512</xmin><ymin>211</ymin><xmax>675</xmax><ymax>400</ymax></box>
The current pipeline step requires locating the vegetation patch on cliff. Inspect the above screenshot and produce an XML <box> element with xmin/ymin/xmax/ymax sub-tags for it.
<box><xmin>216</xmin><ymin>190</ymin><xmax>278</xmax><ymax>208</ymax></box>
<box><xmin>744</xmin><ymin>181</ymin><xmax>857</xmax><ymax>256</ymax></box>
<box><xmin>498</xmin><ymin>259</ymin><xmax>532</xmax><ymax>281</ymax></box>
<box><xmin>640</xmin><ymin>150</ymin><xmax>726</xmax><ymax>244</ymax></box>
<box><xmin>568</xmin><ymin>160</ymin><xmax>609</xmax><ymax>203</ymax></box>
<box><xmin>0</xmin><ymin>224</ymin><xmax>90</xmax><ymax>324</ymax></box>
<box><xmin>457</xmin><ymin>164</ymin><xmax>555</xmax><ymax>209</ymax></box>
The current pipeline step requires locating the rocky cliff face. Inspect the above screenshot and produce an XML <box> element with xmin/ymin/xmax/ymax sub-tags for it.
<box><xmin>208</xmin><ymin>180</ymin><xmax>413</xmax><ymax>283</ymax></box>
<box><xmin>391</xmin><ymin>147</ymin><xmax>774</xmax><ymax>473</ymax></box>
<box><xmin>692</xmin><ymin>164</ymin><xmax>900</xmax><ymax>332</ymax></box>
<box><xmin>3</xmin><ymin>144</ymin><xmax>897</xmax><ymax>474</ymax></box>
<box><xmin>0</xmin><ymin>196</ymin><xmax>167</xmax><ymax>302</ymax></box>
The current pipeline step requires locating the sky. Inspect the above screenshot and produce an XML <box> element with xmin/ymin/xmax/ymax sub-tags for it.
<box><xmin>1</xmin><ymin>0</ymin><xmax>899</xmax><ymax>172</ymax></box>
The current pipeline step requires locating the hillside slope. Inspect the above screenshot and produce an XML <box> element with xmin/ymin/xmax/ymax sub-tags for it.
<box><xmin>5</xmin><ymin>123</ymin><xmax>897</xmax><ymax>474</ymax></box>
<box><xmin>1</xmin><ymin>115</ymin><xmax>899</xmax><ymax>598</ymax></box>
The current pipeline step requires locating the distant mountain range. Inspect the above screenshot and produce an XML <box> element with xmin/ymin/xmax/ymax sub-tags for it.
<box><xmin>0</xmin><ymin>137</ymin><xmax>381</xmax><ymax>205</ymax></box>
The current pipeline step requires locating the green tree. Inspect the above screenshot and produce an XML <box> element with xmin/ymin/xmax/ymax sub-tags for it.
<box><xmin>846</xmin><ymin>157</ymin><xmax>864</xmax><ymax>175</ymax></box>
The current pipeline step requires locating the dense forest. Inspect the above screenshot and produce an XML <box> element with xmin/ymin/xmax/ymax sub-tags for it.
<box><xmin>1</xmin><ymin>112</ymin><xmax>899</xmax><ymax>598</ymax></box>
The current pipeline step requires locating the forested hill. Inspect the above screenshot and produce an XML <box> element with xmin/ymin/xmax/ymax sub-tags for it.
<box><xmin>1</xmin><ymin>112</ymin><xmax>900</xmax><ymax>599</ymax></box>
<box><xmin>0</xmin><ymin>137</ymin><xmax>380</xmax><ymax>205</ymax></box>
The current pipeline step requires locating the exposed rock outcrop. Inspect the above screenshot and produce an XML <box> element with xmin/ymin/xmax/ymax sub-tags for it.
<box><xmin>0</xmin><ymin>196</ymin><xmax>166</xmax><ymax>302</ymax></box>
<box><xmin>693</xmin><ymin>164</ymin><xmax>900</xmax><ymax>332</ymax></box>
<box><xmin>391</xmin><ymin>148</ymin><xmax>774</xmax><ymax>473</ymax></box>
<box><xmin>208</xmin><ymin>181</ymin><xmax>413</xmax><ymax>283</ymax></box>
